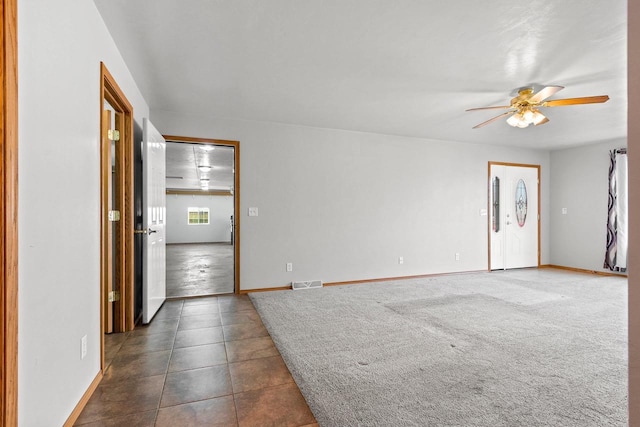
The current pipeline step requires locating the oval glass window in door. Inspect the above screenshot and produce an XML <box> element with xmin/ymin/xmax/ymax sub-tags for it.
<box><xmin>515</xmin><ymin>179</ymin><xmax>527</xmax><ymax>227</ymax></box>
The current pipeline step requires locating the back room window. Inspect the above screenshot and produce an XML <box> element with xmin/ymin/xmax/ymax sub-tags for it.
<box><xmin>188</xmin><ymin>207</ymin><xmax>210</xmax><ymax>225</ymax></box>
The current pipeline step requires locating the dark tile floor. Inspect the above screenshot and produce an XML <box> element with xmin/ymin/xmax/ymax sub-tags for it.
<box><xmin>166</xmin><ymin>243</ymin><xmax>234</xmax><ymax>298</ymax></box>
<box><xmin>76</xmin><ymin>294</ymin><xmax>318</xmax><ymax>427</ymax></box>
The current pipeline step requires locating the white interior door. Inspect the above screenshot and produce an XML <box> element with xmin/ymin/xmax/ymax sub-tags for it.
<box><xmin>142</xmin><ymin>118</ymin><xmax>166</xmax><ymax>323</ymax></box>
<box><xmin>490</xmin><ymin>164</ymin><xmax>539</xmax><ymax>270</ymax></box>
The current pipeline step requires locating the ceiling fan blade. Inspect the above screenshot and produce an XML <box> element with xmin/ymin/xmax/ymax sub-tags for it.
<box><xmin>535</xmin><ymin>117</ymin><xmax>550</xmax><ymax>125</ymax></box>
<box><xmin>466</xmin><ymin>105</ymin><xmax>512</xmax><ymax>112</ymax></box>
<box><xmin>543</xmin><ymin>95</ymin><xmax>609</xmax><ymax>107</ymax></box>
<box><xmin>528</xmin><ymin>85</ymin><xmax>564</xmax><ymax>104</ymax></box>
<box><xmin>472</xmin><ymin>111</ymin><xmax>514</xmax><ymax>129</ymax></box>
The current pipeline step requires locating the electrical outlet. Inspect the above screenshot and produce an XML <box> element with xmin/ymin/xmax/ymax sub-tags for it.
<box><xmin>81</xmin><ymin>335</ymin><xmax>87</xmax><ymax>360</ymax></box>
<box><xmin>248</xmin><ymin>207</ymin><xmax>259</xmax><ymax>217</ymax></box>
<box><xmin>455</xmin><ymin>253</ymin><xmax>460</xmax><ymax>261</ymax></box>
<box><xmin>286</xmin><ymin>262</ymin><xmax>293</xmax><ymax>272</ymax></box>
<box><xmin>398</xmin><ymin>257</ymin><xmax>404</xmax><ymax>265</ymax></box>
<box><xmin>562</xmin><ymin>208</ymin><xmax>568</xmax><ymax>215</ymax></box>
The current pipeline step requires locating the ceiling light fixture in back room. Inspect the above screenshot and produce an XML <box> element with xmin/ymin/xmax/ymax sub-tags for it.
<box><xmin>466</xmin><ymin>86</ymin><xmax>609</xmax><ymax>129</ymax></box>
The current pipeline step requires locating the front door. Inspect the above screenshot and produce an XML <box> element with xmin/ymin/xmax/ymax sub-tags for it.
<box><xmin>489</xmin><ymin>163</ymin><xmax>539</xmax><ymax>270</ymax></box>
<box><xmin>142</xmin><ymin>118</ymin><xmax>167</xmax><ymax>323</ymax></box>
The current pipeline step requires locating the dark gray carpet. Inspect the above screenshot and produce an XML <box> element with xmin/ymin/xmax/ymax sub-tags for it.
<box><xmin>249</xmin><ymin>269</ymin><xmax>627</xmax><ymax>426</ymax></box>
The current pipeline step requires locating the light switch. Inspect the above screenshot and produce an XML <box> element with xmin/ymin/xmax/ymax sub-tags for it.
<box><xmin>479</xmin><ymin>209</ymin><xmax>487</xmax><ymax>216</ymax></box>
<box><xmin>248</xmin><ymin>207</ymin><xmax>259</xmax><ymax>217</ymax></box>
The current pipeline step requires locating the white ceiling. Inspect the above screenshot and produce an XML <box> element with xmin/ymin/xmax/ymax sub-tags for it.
<box><xmin>95</xmin><ymin>0</ymin><xmax>627</xmax><ymax>150</ymax></box>
<box><xmin>165</xmin><ymin>141</ymin><xmax>234</xmax><ymax>191</ymax></box>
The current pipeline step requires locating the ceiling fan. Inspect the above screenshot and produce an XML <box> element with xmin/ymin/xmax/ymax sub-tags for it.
<box><xmin>466</xmin><ymin>86</ymin><xmax>609</xmax><ymax>129</ymax></box>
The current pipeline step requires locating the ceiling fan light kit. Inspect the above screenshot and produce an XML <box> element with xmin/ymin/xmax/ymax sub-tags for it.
<box><xmin>466</xmin><ymin>86</ymin><xmax>609</xmax><ymax>129</ymax></box>
<box><xmin>505</xmin><ymin>107</ymin><xmax>548</xmax><ymax>128</ymax></box>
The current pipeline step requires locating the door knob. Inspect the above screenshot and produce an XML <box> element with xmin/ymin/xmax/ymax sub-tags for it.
<box><xmin>134</xmin><ymin>228</ymin><xmax>157</xmax><ymax>235</ymax></box>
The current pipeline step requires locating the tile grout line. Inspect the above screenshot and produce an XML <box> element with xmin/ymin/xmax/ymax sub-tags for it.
<box><xmin>220</xmin><ymin>297</ymin><xmax>242</xmax><ymax>427</ymax></box>
<box><xmin>153</xmin><ymin>299</ymin><xmax>184</xmax><ymax>425</ymax></box>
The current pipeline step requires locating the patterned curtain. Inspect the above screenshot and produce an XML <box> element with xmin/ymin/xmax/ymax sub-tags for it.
<box><xmin>604</xmin><ymin>148</ymin><xmax>628</xmax><ymax>272</ymax></box>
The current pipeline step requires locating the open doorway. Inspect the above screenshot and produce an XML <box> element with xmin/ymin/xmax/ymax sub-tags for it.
<box><xmin>100</xmin><ymin>64</ymin><xmax>135</xmax><ymax>371</ymax></box>
<box><xmin>164</xmin><ymin>137</ymin><xmax>240</xmax><ymax>296</ymax></box>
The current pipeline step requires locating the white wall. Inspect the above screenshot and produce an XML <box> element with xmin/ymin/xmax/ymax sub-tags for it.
<box><xmin>549</xmin><ymin>138</ymin><xmax>627</xmax><ymax>272</ymax></box>
<box><xmin>628</xmin><ymin>1</ymin><xmax>640</xmax><ymax>419</ymax></box>
<box><xmin>166</xmin><ymin>194</ymin><xmax>233</xmax><ymax>243</ymax></box>
<box><xmin>152</xmin><ymin>110</ymin><xmax>551</xmax><ymax>290</ymax></box>
<box><xmin>18</xmin><ymin>0</ymin><xmax>149</xmax><ymax>425</ymax></box>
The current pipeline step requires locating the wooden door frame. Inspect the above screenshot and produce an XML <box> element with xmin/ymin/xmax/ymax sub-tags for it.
<box><xmin>487</xmin><ymin>162</ymin><xmax>541</xmax><ymax>270</ymax></box>
<box><xmin>100</xmin><ymin>64</ymin><xmax>135</xmax><ymax>370</ymax></box>
<box><xmin>1</xmin><ymin>0</ymin><xmax>18</xmax><ymax>424</ymax></box>
<box><xmin>163</xmin><ymin>135</ymin><xmax>241</xmax><ymax>294</ymax></box>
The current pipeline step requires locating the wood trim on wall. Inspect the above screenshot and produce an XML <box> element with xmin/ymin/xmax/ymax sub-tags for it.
<box><xmin>540</xmin><ymin>264</ymin><xmax>628</xmax><ymax>278</ymax></box>
<box><xmin>240</xmin><ymin>270</ymin><xmax>488</xmax><ymax>294</ymax></box>
<box><xmin>241</xmin><ymin>266</ymin><xmax>624</xmax><ymax>295</ymax></box>
<box><xmin>324</xmin><ymin>270</ymin><xmax>488</xmax><ymax>287</ymax></box>
<box><xmin>487</xmin><ymin>162</ymin><xmax>541</xmax><ymax>270</ymax></box>
<box><xmin>62</xmin><ymin>371</ymin><xmax>103</xmax><ymax>427</ymax></box>
<box><xmin>100</xmin><ymin>63</ymin><xmax>135</xmax><ymax>365</ymax></box>
<box><xmin>163</xmin><ymin>135</ymin><xmax>241</xmax><ymax>294</ymax></box>
<box><xmin>240</xmin><ymin>286</ymin><xmax>292</xmax><ymax>294</ymax></box>
<box><xmin>1</xmin><ymin>0</ymin><xmax>19</xmax><ymax>425</ymax></box>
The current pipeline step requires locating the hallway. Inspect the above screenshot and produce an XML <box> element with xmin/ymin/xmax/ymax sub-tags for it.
<box><xmin>75</xmin><ymin>294</ymin><xmax>317</xmax><ymax>426</ymax></box>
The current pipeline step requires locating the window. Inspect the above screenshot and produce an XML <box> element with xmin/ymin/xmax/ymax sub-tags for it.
<box><xmin>188</xmin><ymin>207</ymin><xmax>209</xmax><ymax>225</ymax></box>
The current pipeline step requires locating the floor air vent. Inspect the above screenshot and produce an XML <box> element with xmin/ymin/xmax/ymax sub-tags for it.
<box><xmin>292</xmin><ymin>280</ymin><xmax>323</xmax><ymax>291</ymax></box>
